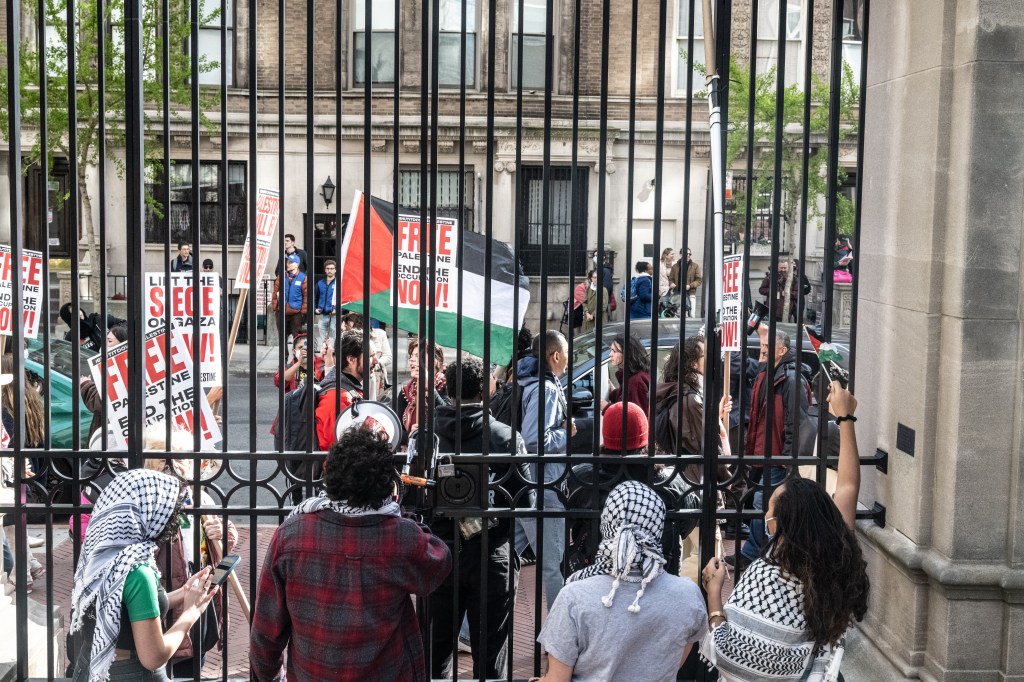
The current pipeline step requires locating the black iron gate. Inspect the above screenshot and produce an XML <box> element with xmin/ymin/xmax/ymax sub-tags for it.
<box><xmin>1</xmin><ymin>0</ymin><xmax>881</xmax><ymax>679</ymax></box>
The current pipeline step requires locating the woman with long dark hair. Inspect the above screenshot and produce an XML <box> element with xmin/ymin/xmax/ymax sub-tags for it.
<box><xmin>602</xmin><ymin>334</ymin><xmax>651</xmax><ymax>414</ymax></box>
<box><xmin>700</xmin><ymin>384</ymin><xmax>868</xmax><ymax>681</ymax></box>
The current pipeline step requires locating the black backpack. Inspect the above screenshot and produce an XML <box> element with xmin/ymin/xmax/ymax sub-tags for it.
<box><xmin>489</xmin><ymin>381</ymin><xmax>524</xmax><ymax>431</ymax></box>
<box><xmin>274</xmin><ymin>380</ymin><xmax>328</xmax><ymax>452</ymax></box>
<box><xmin>652</xmin><ymin>398</ymin><xmax>677</xmax><ymax>454</ymax></box>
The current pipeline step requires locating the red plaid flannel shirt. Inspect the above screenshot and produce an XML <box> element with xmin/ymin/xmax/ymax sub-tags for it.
<box><xmin>249</xmin><ymin>511</ymin><xmax>452</xmax><ymax>681</ymax></box>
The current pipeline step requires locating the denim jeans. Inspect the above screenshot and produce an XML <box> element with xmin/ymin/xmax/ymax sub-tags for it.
<box><xmin>515</xmin><ymin>488</ymin><xmax>565</xmax><ymax>611</ymax></box>
<box><xmin>316</xmin><ymin>313</ymin><xmax>336</xmax><ymax>347</ymax></box>
<box><xmin>2</xmin><ymin>531</ymin><xmax>12</xmax><ymax>575</ymax></box>
<box><xmin>741</xmin><ymin>465</ymin><xmax>788</xmax><ymax>561</ymax></box>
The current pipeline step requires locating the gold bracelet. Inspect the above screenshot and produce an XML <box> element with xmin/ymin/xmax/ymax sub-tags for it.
<box><xmin>708</xmin><ymin>610</ymin><xmax>727</xmax><ymax>622</ymax></box>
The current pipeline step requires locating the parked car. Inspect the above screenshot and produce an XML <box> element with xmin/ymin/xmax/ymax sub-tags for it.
<box><xmin>563</xmin><ymin>319</ymin><xmax>850</xmax><ymax>452</ymax></box>
<box><xmin>25</xmin><ymin>338</ymin><xmax>98</xmax><ymax>450</ymax></box>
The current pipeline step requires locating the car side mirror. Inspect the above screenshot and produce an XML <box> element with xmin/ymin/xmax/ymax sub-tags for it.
<box><xmin>572</xmin><ymin>390</ymin><xmax>594</xmax><ymax>410</ymax></box>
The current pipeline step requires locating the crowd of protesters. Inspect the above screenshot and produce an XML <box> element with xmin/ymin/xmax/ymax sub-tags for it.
<box><xmin>12</xmin><ymin>234</ymin><xmax>870</xmax><ymax>681</ymax></box>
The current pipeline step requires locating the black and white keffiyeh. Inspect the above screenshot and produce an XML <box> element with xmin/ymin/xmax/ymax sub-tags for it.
<box><xmin>565</xmin><ymin>480</ymin><xmax>666</xmax><ymax>613</ymax></box>
<box><xmin>290</xmin><ymin>491</ymin><xmax>401</xmax><ymax>518</ymax></box>
<box><xmin>699</xmin><ymin>558</ymin><xmax>845</xmax><ymax>682</ymax></box>
<box><xmin>70</xmin><ymin>469</ymin><xmax>183</xmax><ymax>682</ymax></box>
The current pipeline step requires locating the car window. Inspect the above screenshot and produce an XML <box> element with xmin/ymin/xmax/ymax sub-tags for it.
<box><xmin>27</xmin><ymin>340</ymin><xmax>98</xmax><ymax>381</ymax></box>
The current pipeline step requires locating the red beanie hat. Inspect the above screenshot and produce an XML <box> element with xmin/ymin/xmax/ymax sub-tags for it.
<box><xmin>602</xmin><ymin>401</ymin><xmax>648</xmax><ymax>451</ymax></box>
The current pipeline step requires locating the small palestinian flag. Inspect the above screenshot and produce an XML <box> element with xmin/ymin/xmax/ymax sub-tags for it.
<box><xmin>338</xmin><ymin>191</ymin><xmax>531</xmax><ymax>365</ymax></box>
<box><xmin>804</xmin><ymin>328</ymin><xmax>849</xmax><ymax>387</ymax></box>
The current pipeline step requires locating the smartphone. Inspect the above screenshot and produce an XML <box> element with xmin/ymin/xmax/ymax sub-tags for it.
<box><xmin>210</xmin><ymin>555</ymin><xmax>241</xmax><ymax>586</ymax></box>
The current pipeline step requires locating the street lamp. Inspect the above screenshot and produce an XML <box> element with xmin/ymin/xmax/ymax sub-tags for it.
<box><xmin>320</xmin><ymin>175</ymin><xmax>336</xmax><ymax>209</ymax></box>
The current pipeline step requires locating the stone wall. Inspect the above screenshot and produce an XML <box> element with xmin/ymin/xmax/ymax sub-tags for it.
<box><xmin>857</xmin><ymin>1</ymin><xmax>1024</xmax><ymax>680</ymax></box>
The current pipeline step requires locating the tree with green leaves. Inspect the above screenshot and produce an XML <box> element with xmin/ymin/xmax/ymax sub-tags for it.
<box><xmin>690</xmin><ymin>52</ymin><xmax>860</xmax><ymax>321</ymax></box>
<box><xmin>0</xmin><ymin>0</ymin><xmax>220</xmax><ymax>271</ymax></box>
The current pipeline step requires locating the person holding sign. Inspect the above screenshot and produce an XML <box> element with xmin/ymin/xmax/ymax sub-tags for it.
<box><xmin>272</xmin><ymin>254</ymin><xmax>308</xmax><ymax>338</ymax></box>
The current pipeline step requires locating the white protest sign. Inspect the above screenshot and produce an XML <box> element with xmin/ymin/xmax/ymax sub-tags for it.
<box><xmin>89</xmin><ymin>326</ymin><xmax>223</xmax><ymax>449</ymax></box>
<box><xmin>89</xmin><ymin>339</ymin><xmax>131</xmax><ymax>449</ymax></box>
<box><xmin>0</xmin><ymin>247</ymin><xmax>45</xmax><ymax>338</ymax></box>
<box><xmin>145</xmin><ymin>272</ymin><xmax>222</xmax><ymax>387</ymax></box>
<box><xmin>393</xmin><ymin>214</ymin><xmax>459</xmax><ymax>311</ymax></box>
<box><xmin>235</xmin><ymin>188</ymin><xmax>280</xmax><ymax>289</ymax></box>
<box><xmin>720</xmin><ymin>254</ymin><xmax>743</xmax><ymax>352</ymax></box>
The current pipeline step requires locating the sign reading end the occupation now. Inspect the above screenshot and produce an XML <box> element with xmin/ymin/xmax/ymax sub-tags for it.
<box><xmin>720</xmin><ymin>254</ymin><xmax>744</xmax><ymax>353</ymax></box>
<box><xmin>0</xmin><ymin>246</ymin><xmax>44</xmax><ymax>339</ymax></box>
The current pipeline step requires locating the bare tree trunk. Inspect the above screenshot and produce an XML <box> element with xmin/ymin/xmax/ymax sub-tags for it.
<box><xmin>77</xmin><ymin>172</ymin><xmax>100</xmax><ymax>299</ymax></box>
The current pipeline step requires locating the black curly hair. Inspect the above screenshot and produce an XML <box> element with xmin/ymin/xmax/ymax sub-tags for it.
<box><xmin>324</xmin><ymin>427</ymin><xmax>396</xmax><ymax>508</ymax></box>
<box><xmin>445</xmin><ymin>356</ymin><xmax>486</xmax><ymax>402</ymax></box>
<box><xmin>611</xmin><ymin>334</ymin><xmax>650</xmax><ymax>375</ymax></box>
<box><xmin>765</xmin><ymin>477</ymin><xmax>870</xmax><ymax>647</ymax></box>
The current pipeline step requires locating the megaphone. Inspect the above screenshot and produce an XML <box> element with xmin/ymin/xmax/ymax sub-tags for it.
<box><xmin>334</xmin><ymin>399</ymin><xmax>404</xmax><ymax>453</ymax></box>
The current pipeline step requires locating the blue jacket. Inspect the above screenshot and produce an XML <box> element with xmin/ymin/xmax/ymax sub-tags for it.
<box><xmin>517</xmin><ymin>356</ymin><xmax>568</xmax><ymax>455</ymax></box>
<box><xmin>284</xmin><ymin>272</ymin><xmax>306</xmax><ymax>312</ymax></box>
<box><xmin>316</xmin><ymin>277</ymin><xmax>337</xmax><ymax>313</ymax></box>
<box><xmin>628</xmin><ymin>274</ymin><xmax>653</xmax><ymax>319</ymax></box>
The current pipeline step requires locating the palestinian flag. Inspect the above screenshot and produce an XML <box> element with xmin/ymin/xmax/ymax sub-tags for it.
<box><xmin>338</xmin><ymin>191</ymin><xmax>531</xmax><ymax>365</ymax></box>
<box><xmin>804</xmin><ymin>328</ymin><xmax>849</xmax><ymax>387</ymax></box>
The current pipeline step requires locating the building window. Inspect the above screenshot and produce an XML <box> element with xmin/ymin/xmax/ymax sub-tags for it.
<box><xmin>145</xmin><ymin>161</ymin><xmax>248</xmax><ymax>245</ymax></box>
<box><xmin>841</xmin><ymin>0</ymin><xmax>864</xmax><ymax>86</ymax></box>
<box><xmin>675</xmin><ymin>0</ymin><xmax>706</xmax><ymax>94</ymax></box>
<box><xmin>353</xmin><ymin>0</ymin><xmax>397</xmax><ymax>86</ymax></box>
<box><xmin>755</xmin><ymin>0</ymin><xmax>804</xmax><ymax>88</ymax></box>
<box><xmin>437</xmin><ymin>0</ymin><xmax>476</xmax><ymax>87</ymax></box>
<box><xmin>195</xmin><ymin>0</ymin><xmax>235</xmax><ymax>86</ymax></box>
<box><xmin>398</xmin><ymin>167</ymin><xmax>476</xmax><ymax>233</ymax></box>
<box><xmin>510</xmin><ymin>0</ymin><xmax>549</xmax><ymax>91</ymax></box>
<box><xmin>725</xmin><ymin>175</ymin><xmax>787</xmax><ymax>252</ymax></box>
<box><xmin>517</xmin><ymin>166</ymin><xmax>589</xmax><ymax>276</ymax></box>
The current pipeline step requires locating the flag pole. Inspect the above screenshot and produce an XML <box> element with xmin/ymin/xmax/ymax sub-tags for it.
<box><xmin>702</xmin><ymin>0</ymin><xmax>725</xmax><ymax>323</ymax></box>
<box><xmin>208</xmin><ymin>287</ymin><xmax>247</xmax><ymax>415</ymax></box>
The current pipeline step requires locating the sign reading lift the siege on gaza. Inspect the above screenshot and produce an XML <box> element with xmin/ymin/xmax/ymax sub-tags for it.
<box><xmin>0</xmin><ymin>246</ymin><xmax>45</xmax><ymax>339</ymax></box>
<box><xmin>145</xmin><ymin>273</ymin><xmax>223</xmax><ymax>388</ymax></box>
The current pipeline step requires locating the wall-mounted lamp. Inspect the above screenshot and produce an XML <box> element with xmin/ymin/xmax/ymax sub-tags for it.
<box><xmin>320</xmin><ymin>175</ymin><xmax>336</xmax><ymax>209</ymax></box>
<box><xmin>637</xmin><ymin>178</ymin><xmax>656</xmax><ymax>202</ymax></box>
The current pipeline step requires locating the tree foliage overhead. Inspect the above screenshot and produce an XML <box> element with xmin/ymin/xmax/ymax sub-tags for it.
<box><xmin>0</xmin><ymin>0</ymin><xmax>221</xmax><ymax>216</ymax></box>
<box><xmin>688</xmin><ymin>52</ymin><xmax>860</xmax><ymax>240</ymax></box>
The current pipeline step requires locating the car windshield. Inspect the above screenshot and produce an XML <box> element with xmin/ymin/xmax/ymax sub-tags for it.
<box><xmin>27</xmin><ymin>338</ymin><xmax>99</xmax><ymax>380</ymax></box>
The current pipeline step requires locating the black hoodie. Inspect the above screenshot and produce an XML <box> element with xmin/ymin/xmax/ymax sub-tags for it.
<box><xmin>434</xmin><ymin>403</ymin><xmax>527</xmax><ymax>545</ymax></box>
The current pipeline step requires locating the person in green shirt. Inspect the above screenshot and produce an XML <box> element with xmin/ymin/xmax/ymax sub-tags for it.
<box><xmin>70</xmin><ymin>469</ymin><xmax>220</xmax><ymax>681</ymax></box>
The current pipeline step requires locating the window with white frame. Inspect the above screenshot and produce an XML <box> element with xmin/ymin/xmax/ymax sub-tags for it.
<box><xmin>675</xmin><ymin>0</ymin><xmax>706</xmax><ymax>93</ymax></box>
<box><xmin>841</xmin><ymin>0</ymin><xmax>864</xmax><ymax>86</ymax></box>
<box><xmin>196</xmin><ymin>0</ymin><xmax>235</xmax><ymax>86</ymax></box>
<box><xmin>398</xmin><ymin>167</ymin><xmax>476</xmax><ymax>233</ymax></box>
<box><xmin>353</xmin><ymin>0</ymin><xmax>397</xmax><ymax>86</ymax></box>
<box><xmin>755</xmin><ymin>0</ymin><xmax>803</xmax><ymax>88</ymax></box>
<box><xmin>437</xmin><ymin>0</ymin><xmax>477</xmax><ymax>87</ymax></box>
<box><xmin>510</xmin><ymin>0</ymin><xmax>549</xmax><ymax>91</ymax></box>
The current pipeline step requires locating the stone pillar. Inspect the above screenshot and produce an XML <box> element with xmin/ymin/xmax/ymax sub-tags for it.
<box><xmin>857</xmin><ymin>2</ymin><xmax>1024</xmax><ymax>681</ymax></box>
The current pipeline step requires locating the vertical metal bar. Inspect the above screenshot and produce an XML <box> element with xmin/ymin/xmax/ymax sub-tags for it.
<box><xmin>305</xmin><ymin>0</ymin><xmax>316</xmax><ymax>480</ymax></box>
<box><xmin>277</xmin><ymin>0</ymin><xmax>287</xmax><ymax>469</ymax></box>
<box><xmin>363</xmin><ymin>0</ymin><xmax>373</xmax><ymax>434</ymax></box>
<box><xmin>190</xmin><ymin>0</ymin><xmax>203</xmax><ymax>472</ymax></box>
<box><xmin>620</xmin><ymin>0</ymin><xmax>639</xmax><ymax>454</ymax></box>
<box><xmin>247</xmin><ymin>0</ymin><xmax>260</xmax><ymax>630</ymax></box>
<box><xmin>426</xmin><ymin>0</ymin><xmax>440</xmax><ymax>459</ymax></box>
<box><xmin>219</xmin><ymin>0</ymin><xmax>230</xmax><ymax>455</ymax></box>
<box><xmin>96</xmin><ymin>0</ymin><xmax>109</xmax><ymax>456</ymax></box>
<box><xmin>822</xmin><ymin>0</ymin><xmax>844</xmax><ymax>339</ymax></box>
<box><xmin>388</xmin><ymin>0</ymin><xmax>400</xmax><ymax>410</ymax></box>
<box><xmin>650</xmin><ymin>0</ymin><xmax>669</xmax><ymax>462</ymax></box>
<box><xmin>161</xmin><ymin>0</ymin><xmax>173</xmax><ymax>453</ymax></box>
<box><xmin>5</xmin><ymin>0</ymin><xmax>27</xmax><ymax>668</ymax></box>
<box><xmin>735</xmin><ymin>0</ymin><xmax>759</xmax><ymax>515</ymax></box>
<box><xmin>847</xmin><ymin>0</ymin><xmax>870</xmax><ymax>391</ymax></box>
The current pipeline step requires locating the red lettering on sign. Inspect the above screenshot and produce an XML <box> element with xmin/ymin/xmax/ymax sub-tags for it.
<box><xmin>21</xmin><ymin>257</ymin><xmax>42</xmax><ymax>287</ymax></box>
<box><xmin>148</xmin><ymin>286</ymin><xmax>165</xmax><ymax>319</ymax></box>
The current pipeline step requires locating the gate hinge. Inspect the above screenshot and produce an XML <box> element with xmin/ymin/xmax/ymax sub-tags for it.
<box><xmin>873</xmin><ymin>448</ymin><xmax>888</xmax><ymax>474</ymax></box>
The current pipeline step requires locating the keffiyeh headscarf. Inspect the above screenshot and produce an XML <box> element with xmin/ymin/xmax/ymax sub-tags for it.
<box><xmin>566</xmin><ymin>480</ymin><xmax>667</xmax><ymax>613</ymax></box>
<box><xmin>290</xmin><ymin>490</ymin><xmax>401</xmax><ymax>518</ymax></box>
<box><xmin>70</xmin><ymin>469</ymin><xmax>184</xmax><ymax>682</ymax></box>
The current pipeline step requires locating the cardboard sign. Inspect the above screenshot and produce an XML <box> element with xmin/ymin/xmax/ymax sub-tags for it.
<box><xmin>145</xmin><ymin>272</ymin><xmax>222</xmax><ymax>387</ymax></box>
<box><xmin>0</xmin><ymin>247</ymin><xmax>45</xmax><ymax>338</ymax></box>
<box><xmin>720</xmin><ymin>254</ymin><xmax>744</xmax><ymax>352</ymax></box>
<box><xmin>89</xmin><ymin>326</ymin><xmax>222</xmax><ymax>450</ymax></box>
<box><xmin>393</xmin><ymin>214</ymin><xmax>459</xmax><ymax>311</ymax></box>
<box><xmin>235</xmin><ymin>188</ymin><xmax>280</xmax><ymax>289</ymax></box>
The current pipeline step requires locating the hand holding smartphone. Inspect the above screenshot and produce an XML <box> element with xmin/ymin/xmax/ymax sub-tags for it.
<box><xmin>210</xmin><ymin>555</ymin><xmax>241</xmax><ymax>587</ymax></box>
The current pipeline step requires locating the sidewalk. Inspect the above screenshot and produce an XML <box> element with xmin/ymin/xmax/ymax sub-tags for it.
<box><xmin>228</xmin><ymin>342</ymin><xmax>284</xmax><ymax>377</ymax></box>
